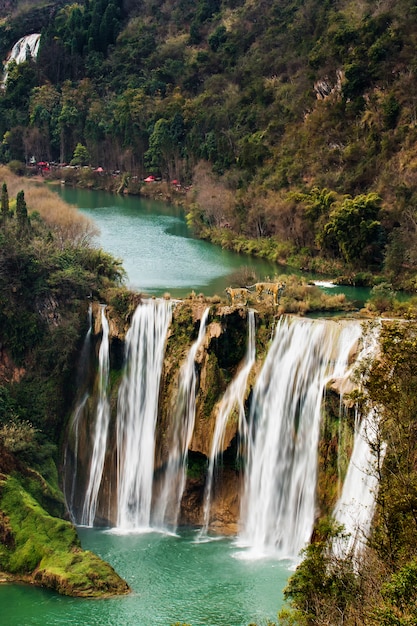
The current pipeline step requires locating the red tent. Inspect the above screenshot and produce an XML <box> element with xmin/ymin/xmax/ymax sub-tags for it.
<box><xmin>144</xmin><ymin>175</ymin><xmax>155</xmax><ymax>182</ymax></box>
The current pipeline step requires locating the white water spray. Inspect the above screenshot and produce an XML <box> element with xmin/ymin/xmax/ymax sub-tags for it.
<box><xmin>116</xmin><ymin>299</ymin><xmax>172</xmax><ymax>530</ymax></box>
<box><xmin>239</xmin><ymin>316</ymin><xmax>362</xmax><ymax>559</ymax></box>
<box><xmin>200</xmin><ymin>310</ymin><xmax>256</xmax><ymax>535</ymax></box>
<box><xmin>333</xmin><ymin>323</ymin><xmax>383</xmax><ymax>560</ymax></box>
<box><xmin>81</xmin><ymin>305</ymin><xmax>110</xmax><ymax>526</ymax></box>
<box><xmin>153</xmin><ymin>307</ymin><xmax>210</xmax><ymax>529</ymax></box>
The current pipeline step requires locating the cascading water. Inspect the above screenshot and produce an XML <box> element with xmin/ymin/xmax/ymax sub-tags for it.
<box><xmin>65</xmin><ymin>393</ymin><xmax>88</xmax><ymax>523</ymax></box>
<box><xmin>239</xmin><ymin>316</ymin><xmax>362</xmax><ymax>559</ymax></box>
<box><xmin>76</xmin><ymin>303</ymin><xmax>93</xmax><ymax>389</ymax></box>
<box><xmin>81</xmin><ymin>305</ymin><xmax>110</xmax><ymax>526</ymax></box>
<box><xmin>64</xmin><ymin>304</ymin><xmax>93</xmax><ymax>521</ymax></box>
<box><xmin>116</xmin><ymin>299</ymin><xmax>172</xmax><ymax>530</ymax></box>
<box><xmin>333</xmin><ymin>409</ymin><xmax>384</xmax><ymax>561</ymax></box>
<box><xmin>3</xmin><ymin>34</ymin><xmax>41</xmax><ymax>86</ymax></box>
<box><xmin>332</xmin><ymin>322</ymin><xmax>384</xmax><ymax>560</ymax></box>
<box><xmin>331</xmin><ymin>321</ymin><xmax>363</xmax><ymax>497</ymax></box>
<box><xmin>200</xmin><ymin>309</ymin><xmax>256</xmax><ymax>535</ymax></box>
<box><xmin>153</xmin><ymin>307</ymin><xmax>210</xmax><ymax>529</ymax></box>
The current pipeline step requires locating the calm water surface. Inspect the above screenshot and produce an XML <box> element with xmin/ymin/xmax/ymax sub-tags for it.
<box><xmin>1</xmin><ymin>529</ymin><xmax>290</xmax><ymax>626</ymax></box>
<box><xmin>53</xmin><ymin>186</ymin><xmax>283</xmax><ymax>298</ymax></box>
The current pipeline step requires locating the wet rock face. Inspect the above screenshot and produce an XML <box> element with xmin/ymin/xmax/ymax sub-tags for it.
<box><xmin>179</xmin><ymin>468</ymin><xmax>242</xmax><ymax>535</ymax></box>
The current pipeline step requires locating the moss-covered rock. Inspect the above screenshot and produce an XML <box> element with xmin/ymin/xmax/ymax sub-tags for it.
<box><xmin>0</xmin><ymin>474</ymin><xmax>129</xmax><ymax>597</ymax></box>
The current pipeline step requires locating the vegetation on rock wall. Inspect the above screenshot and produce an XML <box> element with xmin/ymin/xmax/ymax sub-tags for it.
<box><xmin>0</xmin><ymin>472</ymin><xmax>129</xmax><ymax>596</ymax></box>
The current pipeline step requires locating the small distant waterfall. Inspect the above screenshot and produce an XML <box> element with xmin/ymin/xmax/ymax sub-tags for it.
<box><xmin>116</xmin><ymin>299</ymin><xmax>172</xmax><ymax>530</ymax></box>
<box><xmin>333</xmin><ymin>323</ymin><xmax>384</xmax><ymax>560</ymax></box>
<box><xmin>200</xmin><ymin>310</ymin><xmax>256</xmax><ymax>535</ymax></box>
<box><xmin>153</xmin><ymin>307</ymin><xmax>210</xmax><ymax>529</ymax></box>
<box><xmin>81</xmin><ymin>305</ymin><xmax>110</xmax><ymax>526</ymax></box>
<box><xmin>239</xmin><ymin>317</ymin><xmax>362</xmax><ymax>558</ymax></box>
<box><xmin>3</xmin><ymin>34</ymin><xmax>41</xmax><ymax>86</ymax></box>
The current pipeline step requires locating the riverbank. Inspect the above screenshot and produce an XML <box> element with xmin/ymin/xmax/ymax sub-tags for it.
<box><xmin>34</xmin><ymin>165</ymin><xmax>417</xmax><ymax>297</ymax></box>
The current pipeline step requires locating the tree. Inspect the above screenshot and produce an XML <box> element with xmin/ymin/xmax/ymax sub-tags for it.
<box><xmin>71</xmin><ymin>143</ymin><xmax>90</xmax><ymax>166</ymax></box>
<box><xmin>1</xmin><ymin>183</ymin><xmax>9</xmax><ymax>227</ymax></box>
<box><xmin>145</xmin><ymin>117</ymin><xmax>183</xmax><ymax>179</ymax></box>
<box><xmin>15</xmin><ymin>190</ymin><xmax>29</xmax><ymax>234</ymax></box>
<box><xmin>319</xmin><ymin>193</ymin><xmax>385</xmax><ymax>267</ymax></box>
<box><xmin>281</xmin><ymin>519</ymin><xmax>360</xmax><ymax>625</ymax></box>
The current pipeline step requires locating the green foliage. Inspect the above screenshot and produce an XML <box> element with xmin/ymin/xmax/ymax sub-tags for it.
<box><xmin>0</xmin><ymin>177</ymin><xmax>125</xmax><ymax>450</ymax></box>
<box><xmin>15</xmin><ymin>189</ymin><xmax>29</xmax><ymax>234</ymax></box>
<box><xmin>7</xmin><ymin>160</ymin><xmax>25</xmax><ymax>176</ymax></box>
<box><xmin>365</xmin><ymin>321</ymin><xmax>417</xmax><ymax>565</ymax></box>
<box><xmin>0</xmin><ymin>419</ymin><xmax>36</xmax><ymax>453</ymax></box>
<box><xmin>375</xmin><ymin>559</ymin><xmax>417</xmax><ymax>625</ymax></box>
<box><xmin>187</xmin><ymin>452</ymin><xmax>207</xmax><ymax>479</ymax></box>
<box><xmin>1</xmin><ymin>182</ymin><xmax>9</xmax><ymax>224</ymax></box>
<box><xmin>0</xmin><ymin>475</ymin><xmax>129</xmax><ymax>596</ymax></box>
<box><xmin>366</xmin><ymin>282</ymin><xmax>396</xmax><ymax>313</ymax></box>
<box><xmin>281</xmin><ymin>519</ymin><xmax>360</xmax><ymax>625</ymax></box>
<box><xmin>71</xmin><ymin>142</ymin><xmax>90</xmax><ymax>166</ymax></box>
<box><xmin>319</xmin><ymin>193</ymin><xmax>384</xmax><ymax>267</ymax></box>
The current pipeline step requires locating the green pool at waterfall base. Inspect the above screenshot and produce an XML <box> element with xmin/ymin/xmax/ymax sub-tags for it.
<box><xmin>0</xmin><ymin>528</ymin><xmax>290</xmax><ymax>626</ymax></box>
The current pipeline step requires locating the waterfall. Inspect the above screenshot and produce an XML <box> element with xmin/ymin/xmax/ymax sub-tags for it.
<box><xmin>65</xmin><ymin>393</ymin><xmax>89</xmax><ymax>522</ymax></box>
<box><xmin>81</xmin><ymin>305</ymin><xmax>110</xmax><ymax>526</ymax></box>
<box><xmin>76</xmin><ymin>303</ymin><xmax>93</xmax><ymax>388</ymax></box>
<box><xmin>332</xmin><ymin>323</ymin><xmax>384</xmax><ymax>560</ymax></box>
<box><xmin>239</xmin><ymin>316</ymin><xmax>362</xmax><ymax>559</ymax></box>
<box><xmin>64</xmin><ymin>304</ymin><xmax>93</xmax><ymax>522</ymax></box>
<box><xmin>333</xmin><ymin>409</ymin><xmax>384</xmax><ymax>561</ymax></box>
<box><xmin>3</xmin><ymin>34</ymin><xmax>41</xmax><ymax>86</ymax></box>
<box><xmin>116</xmin><ymin>299</ymin><xmax>172</xmax><ymax>530</ymax></box>
<box><xmin>153</xmin><ymin>307</ymin><xmax>210</xmax><ymax>529</ymax></box>
<box><xmin>200</xmin><ymin>310</ymin><xmax>256</xmax><ymax>535</ymax></box>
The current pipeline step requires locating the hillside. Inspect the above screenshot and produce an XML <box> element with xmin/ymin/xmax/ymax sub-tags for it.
<box><xmin>1</xmin><ymin>0</ymin><xmax>417</xmax><ymax>285</ymax></box>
